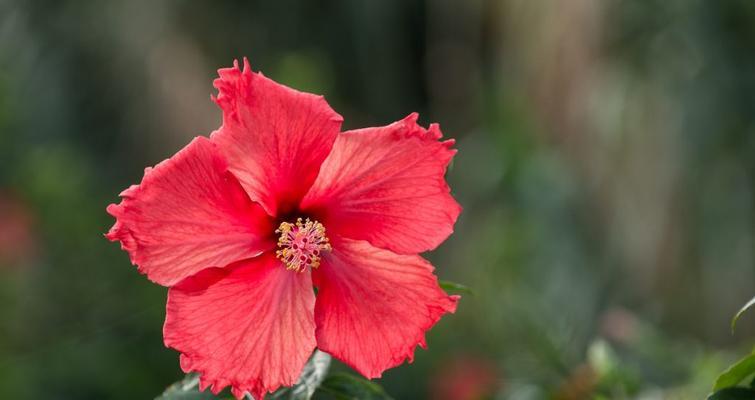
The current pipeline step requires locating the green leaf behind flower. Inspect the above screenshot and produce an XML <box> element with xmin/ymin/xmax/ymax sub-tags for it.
<box><xmin>708</xmin><ymin>387</ymin><xmax>755</xmax><ymax>400</ymax></box>
<box><xmin>439</xmin><ymin>280</ymin><xmax>474</xmax><ymax>296</ymax></box>
<box><xmin>270</xmin><ymin>350</ymin><xmax>331</xmax><ymax>399</ymax></box>
<box><xmin>156</xmin><ymin>352</ymin><xmax>393</xmax><ymax>400</ymax></box>
<box><xmin>731</xmin><ymin>296</ymin><xmax>755</xmax><ymax>333</ymax></box>
<box><xmin>314</xmin><ymin>373</ymin><xmax>392</xmax><ymax>400</ymax></box>
<box><xmin>713</xmin><ymin>353</ymin><xmax>755</xmax><ymax>391</ymax></box>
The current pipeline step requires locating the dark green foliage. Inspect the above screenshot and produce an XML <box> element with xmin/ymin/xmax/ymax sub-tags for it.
<box><xmin>314</xmin><ymin>373</ymin><xmax>392</xmax><ymax>400</ymax></box>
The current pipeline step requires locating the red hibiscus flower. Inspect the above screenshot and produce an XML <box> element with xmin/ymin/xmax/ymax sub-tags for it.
<box><xmin>106</xmin><ymin>58</ymin><xmax>461</xmax><ymax>400</ymax></box>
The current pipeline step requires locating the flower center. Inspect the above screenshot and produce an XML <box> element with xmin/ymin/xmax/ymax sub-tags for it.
<box><xmin>275</xmin><ymin>218</ymin><xmax>331</xmax><ymax>272</ymax></box>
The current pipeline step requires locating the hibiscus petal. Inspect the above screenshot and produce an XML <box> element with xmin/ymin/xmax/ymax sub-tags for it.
<box><xmin>106</xmin><ymin>137</ymin><xmax>273</xmax><ymax>287</ymax></box>
<box><xmin>300</xmin><ymin>113</ymin><xmax>461</xmax><ymax>255</ymax></box>
<box><xmin>164</xmin><ymin>254</ymin><xmax>317</xmax><ymax>400</ymax></box>
<box><xmin>313</xmin><ymin>238</ymin><xmax>459</xmax><ymax>378</ymax></box>
<box><xmin>211</xmin><ymin>58</ymin><xmax>343</xmax><ymax>217</ymax></box>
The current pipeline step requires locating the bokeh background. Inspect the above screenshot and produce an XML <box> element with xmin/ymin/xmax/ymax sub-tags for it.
<box><xmin>1</xmin><ymin>0</ymin><xmax>754</xmax><ymax>399</ymax></box>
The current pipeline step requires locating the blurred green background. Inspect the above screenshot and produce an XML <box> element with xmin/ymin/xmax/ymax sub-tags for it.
<box><xmin>1</xmin><ymin>0</ymin><xmax>754</xmax><ymax>399</ymax></box>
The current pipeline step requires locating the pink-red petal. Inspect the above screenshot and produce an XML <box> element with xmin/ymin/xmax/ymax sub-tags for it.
<box><xmin>300</xmin><ymin>113</ymin><xmax>461</xmax><ymax>255</ymax></box>
<box><xmin>106</xmin><ymin>137</ymin><xmax>274</xmax><ymax>287</ymax></box>
<box><xmin>211</xmin><ymin>58</ymin><xmax>343</xmax><ymax>217</ymax></box>
<box><xmin>164</xmin><ymin>254</ymin><xmax>317</xmax><ymax>400</ymax></box>
<box><xmin>313</xmin><ymin>238</ymin><xmax>459</xmax><ymax>378</ymax></box>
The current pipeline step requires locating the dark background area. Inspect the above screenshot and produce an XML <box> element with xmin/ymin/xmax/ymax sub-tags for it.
<box><xmin>1</xmin><ymin>0</ymin><xmax>754</xmax><ymax>399</ymax></box>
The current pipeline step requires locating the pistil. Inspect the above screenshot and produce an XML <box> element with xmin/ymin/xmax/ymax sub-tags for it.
<box><xmin>275</xmin><ymin>218</ymin><xmax>331</xmax><ymax>272</ymax></box>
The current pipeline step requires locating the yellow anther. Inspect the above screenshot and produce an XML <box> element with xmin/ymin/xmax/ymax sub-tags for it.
<box><xmin>275</xmin><ymin>218</ymin><xmax>331</xmax><ymax>272</ymax></box>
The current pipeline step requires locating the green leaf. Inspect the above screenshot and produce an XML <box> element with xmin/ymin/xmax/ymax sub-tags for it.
<box><xmin>156</xmin><ymin>373</ymin><xmax>217</xmax><ymax>400</ymax></box>
<box><xmin>713</xmin><ymin>353</ymin><xmax>755</xmax><ymax>391</ymax></box>
<box><xmin>708</xmin><ymin>387</ymin><xmax>755</xmax><ymax>400</ymax></box>
<box><xmin>439</xmin><ymin>280</ymin><xmax>474</xmax><ymax>296</ymax></box>
<box><xmin>732</xmin><ymin>296</ymin><xmax>755</xmax><ymax>332</ymax></box>
<box><xmin>315</xmin><ymin>373</ymin><xmax>392</xmax><ymax>400</ymax></box>
<box><xmin>269</xmin><ymin>350</ymin><xmax>331</xmax><ymax>399</ymax></box>
<box><xmin>157</xmin><ymin>351</ymin><xmax>332</xmax><ymax>400</ymax></box>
